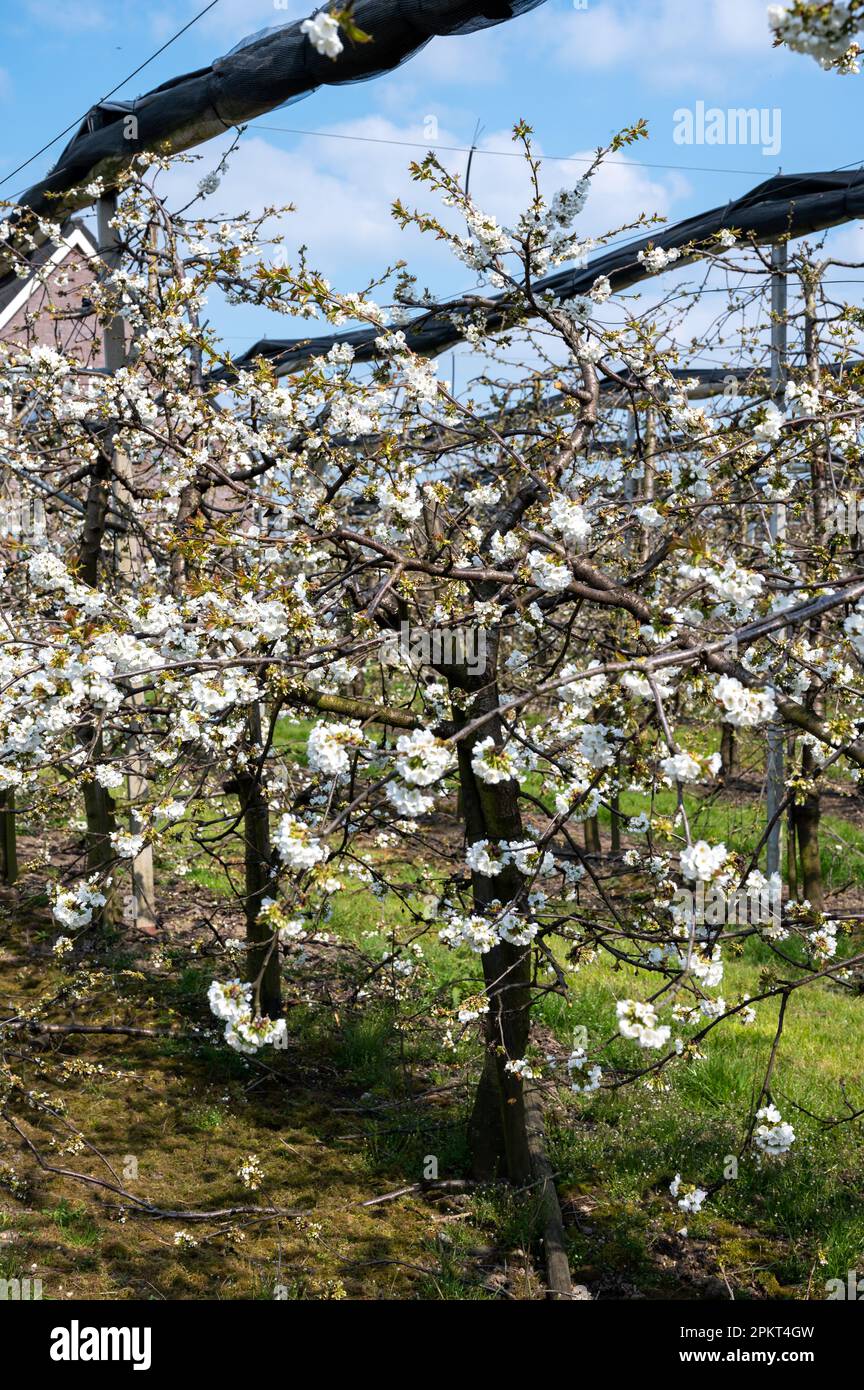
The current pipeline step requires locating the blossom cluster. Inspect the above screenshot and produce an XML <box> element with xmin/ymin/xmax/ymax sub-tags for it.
<box><xmin>207</xmin><ymin>979</ymin><xmax>287</xmax><ymax>1054</ymax></box>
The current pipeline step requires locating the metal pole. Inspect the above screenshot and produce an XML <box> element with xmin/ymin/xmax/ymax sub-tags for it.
<box><xmin>766</xmin><ymin>241</ymin><xmax>787</xmax><ymax>880</ymax></box>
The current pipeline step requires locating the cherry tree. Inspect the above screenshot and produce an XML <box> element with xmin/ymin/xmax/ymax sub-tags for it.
<box><xmin>3</xmin><ymin>120</ymin><xmax>864</xmax><ymax>1261</ymax></box>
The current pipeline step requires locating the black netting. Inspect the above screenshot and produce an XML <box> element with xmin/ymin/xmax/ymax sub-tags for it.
<box><xmin>15</xmin><ymin>0</ymin><xmax>546</xmax><ymax>224</ymax></box>
<box><xmin>218</xmin><ymin>167</ymin><xmax>864</xmax><ymax>378</ymax></box>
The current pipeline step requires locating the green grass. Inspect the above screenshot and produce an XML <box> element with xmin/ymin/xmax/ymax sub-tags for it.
<box><xmin>48</xmin><ymin>1200</ymin><xmax>101</xmax><ymax>1249</ymax></box>
<box><xmin>323</xmin><ymin>822</ymin><xmax>864</xmax><ymax>1295</ymax></box>
<box><xmin>528</xmin><ymin>940</ymin><xmax>864</xmax><ymax>1294</ymax></box>
<box><xmin>7</xmin><ymin>719</ymin><xmax>864</xmax><ymax>1300</ymax></box>
<box><xmin>186</xmin><ymin>1104</ymin><xmax>227</xmax><ymax>1133</ymax></box>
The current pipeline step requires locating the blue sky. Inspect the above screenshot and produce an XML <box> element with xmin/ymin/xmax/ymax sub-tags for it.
<box><xmin>2</xmin><ymin>0</ymin><xmax>863</xmax><ymax>360</ymax></box>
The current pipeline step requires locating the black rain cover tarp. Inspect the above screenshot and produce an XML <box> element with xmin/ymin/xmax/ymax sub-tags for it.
<box><xmin>220</xmin><ymin>167</ymin><xmax>864</xmax><ymax>378</ymax></box>
<box><xmin>14</xmin><ymin>0</ymin><xmax>547</xmax><ymax>224</ymax></box>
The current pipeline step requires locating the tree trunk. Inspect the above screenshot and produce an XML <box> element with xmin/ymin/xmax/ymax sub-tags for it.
<box><xmin>786</xmin><ymin>803</ymin><xmax>799</xmax><ymax>902</ymax></box>
<box><xmin>0</xmin><ymin>791</ymin><xmax>17</xmax><ymax>885</ymax></box>
<box><xmin>609</xmin><ymin>781</ymin><xmax>621</xmax><ymax>854</ymax></box>
<box><xmin>793</xmin><ymin>744</ymin><xmax>823</xmax><ymax>913</ymax></box>
<box><xmin>236</xmin><ymin>706</ymin><xmax>281</xmax><ymax>1020</ymax></box>
<box><xmin>83</xmin><ymin>778</ymin><xmax>115</xmax><ymax>873</ymax></box>
<box><xmin>452</xmin><ymin>679</ymin><xmax>532</xmax><ymax>1185</ymax></box>
<box><xmin>82</xmin><ymin>739</ymin><xmax>118</xmax><ymax>927</ymax></box>
<box><xmin>76</xmin><ymin>462</ymin><xmax>118</xmax><ymax>921</ymax></box>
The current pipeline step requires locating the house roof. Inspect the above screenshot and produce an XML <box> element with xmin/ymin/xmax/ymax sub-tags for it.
<box><xmin>0</xmin><ymin>220</ymin><xmax>99</xmax><ymax>333</ymax></box>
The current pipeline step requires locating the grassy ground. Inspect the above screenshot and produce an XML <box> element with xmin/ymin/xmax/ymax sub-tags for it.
<box><xmin>2</xmin><ymin>750</ymin><xmax>864</xmax><ymax>1300</ymax></box>
<box><xmin>538</xmin><ymin>949</ymin><xmax>864</xmax><ymax>1298</ymax></box>
<box><xmin>0</xmin><ymin>929</ymin><xmax>441</xmax><ymax>1300</ymax></box>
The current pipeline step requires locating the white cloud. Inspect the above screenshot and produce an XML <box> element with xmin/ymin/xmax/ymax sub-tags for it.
<box><xmin>201</xmin><ymin>0</ymin><xmax>309</xmax><ymax>46</ymax></box>
<box><xmin>149</xmin><ymin>1</ymin><xmax>305</xmax><ymax>47</ymax></box>
<box><xmin>24</xmin><ymin>0</ymin><xmax>107</xmax><ymax>32</ymax></box>
<box><xmin>392</xmin><ymin>26</ymin><xmax>509</xmax><ymax>87</ymax></box>
<box><xmin>544</xmin><ymin>0</ymin><xmax>783</xmax><ymax>87</ymax></box>
<box><xmin>164</xmin><ymin>124</ymin><xmax>444</xmax><ymax>279</ymax></box>
<box><xmin>162</xmin><ymin>117</ymin><xmax>688</xmax><ymax>298</ymax></box>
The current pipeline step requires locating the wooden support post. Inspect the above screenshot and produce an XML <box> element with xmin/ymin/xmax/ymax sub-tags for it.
<box><xmin>584</xmin><ymin>815</ymin><xmax>601</xmax><ymax>856</ymax></box>
<box><xmin>640</xmin><ymin>405</ymin><xmax>656</xmax><ymax>563</ymax></box>
<box><xmin>790</xmin><ymin>265</ymin><xmax>825</xmax><ymax>913</ymax></box>
<box><xmin>97</xmin><ymin>195</ymin><xmax>157</xmax><ymax>933</ymax></box>
<box><xmin>524</xmin><ymin>1086</ymin><xmax>586</xmax><ymax>1300</ymax></box>
<box><xmin>766</xmin><ymin>241</ymin><xmax>787</xmax><ymax>880</ymax></box>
